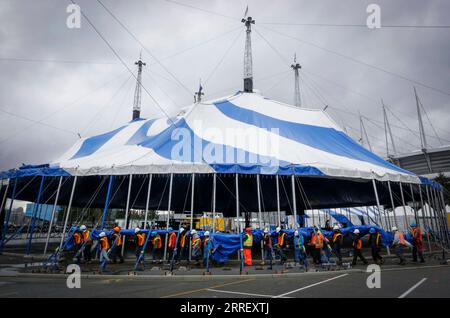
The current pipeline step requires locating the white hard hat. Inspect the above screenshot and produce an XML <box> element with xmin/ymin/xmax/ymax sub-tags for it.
<box><xmin>263</xmin><ymin>228</ymin><xmax>269</xmax><ymax>234</ymax></box>
<box><xmin>333</xmin><ymin>225</ymin><xmax>340</xmax><ymax>231</ymax></box>
<box><xmin>80</xmin><ymin>225</ymin><xmax>86</xmax><ymax>231</ymax></box>
<box><xmin>179</xmin><ymin>227</ymin><xmax>185</xmax><ymax>233</ymax></box>
<box><xmin>353</xmin><ymin>229</ymin><xmax>360</xmax><ymax>234</ymax></box>
<box><xmin>276</xmin><ymin>227</ymin><xmax>281</xmax><ymax>233</ymax></box>
<box><xmin>391</xmin><ymin>226</ymin><xmax>398</xmax><ymax>232</ymax></box>
<box><xmin>294</xmin><ymin>230</ymin><xmax>299</xmax><ymax>236</ymax></box>
<box><xmin>134</xmin><ymin>227</ymin><xmax>140</xmax><ymax>234</ymax></box>
<box><xmin>204</xmin><ymin>231</ymin><xmax>210</xmax><ymax>236</ymax></box>
<box><xmin>99</xmin><ymin>231</ymin><xmax>106</xmax><ymax>238</ymax></box>
<box><xmin>190</xmin><ymin>229</ymin><xmax>197</xmax><ymax>235</ymax></box>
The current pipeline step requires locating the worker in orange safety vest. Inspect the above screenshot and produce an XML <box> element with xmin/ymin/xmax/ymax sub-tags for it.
<box><xmin>151</xmin><ymin>231</ymin><xmax>162</xmax><ymax>263</ymax></box>
<box><xmin>410</xmin><ymin>223</ymin><xmax>425</xmax><ymax>263</ymax></box>
<box><xmin>80</xmin><ymin>225</ymin><xmax>92</xmax><ymax>263</ymax></box>
<box><xmin>242</xmin><ymin>227</ymin><xmax>253</xmax><ymax>266</ymax></box>
<box><xmin>391</xmin><ymin>226</ymin><xmax>412</xmax><ymax>265</ymax></box>
<box><xmin>98</xmin><ymin>231</ymin><xmax>110</xmax><ymax>264</ymax></box>
<box><xmin>352</xmin><ymin>229</ymin><xmax>368</xmax><ymax>266</ymax></box>
<box><xmin>73</xmin><ymin>227</ymin><xmax>84</xmax><ymax>264</ymax></box>
<box><xmin>134</xmin><ymin>227</ymin><xmax>146</xmax><ymax>263</ymax></box>
<box><xmin>274</xmin><ymin>226</ymin><xmax>287</xmax><ymax>264</ymax></box>
<box><xmin>111</xmin><ymin>226</ymin><xmax>124</xmax><ymax>264</ymax></box>
<box><xmin>167</xmin><ymin>228</ymin><xmax>177</xmax><ymax>262</ymax></box>
<box><xmin>310</xmin><ymin>227</ymin><xmax>328</xmax><ymax>264</ymax></box>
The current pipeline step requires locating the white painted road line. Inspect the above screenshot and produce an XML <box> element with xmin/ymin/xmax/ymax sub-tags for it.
<box><xmin>273</xmin><ymin>273</ymin><xmax>349</xmax><ymax>298</ymax></box>
<box><xmin>206</xmin><ymin>289</ymin><xmax>279</xmax><ymax>298</ymax></box>
<box><xmin>398</xmin><ymin>278</ymin><xmax>427</xmax><ymax>298</ymax></box>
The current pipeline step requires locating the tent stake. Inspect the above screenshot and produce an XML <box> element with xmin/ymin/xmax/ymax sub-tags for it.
<box><xmin>121</xmin><ymin>174</ymin><xmax>133</xmax><ymax>256</ymax></box>
<box><xmin>59</xmin><ymin>176</ymin><xmax>77</xmax><ymax>251</ymax></box>
<box><xmin>44</xmin><ymin>176</ymin><xmax>63</xmax><ymax>256</ymax></box>
<box><xmin>26</xmin><ymin>176</ymin><xmax>45</xmax><ymax>255</ymax></box>
<box><xmin>143</xmin><ymin>174</ymin><xmax>153</xmax><ymax>229</ymax></box>
<box><xmin>163</xmin><ymin>173</ymin><xmax>173</xmax><ymax>261</ymax></box>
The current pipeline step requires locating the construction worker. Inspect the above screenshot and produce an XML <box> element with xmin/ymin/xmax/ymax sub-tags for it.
<box><xmin>178</xmin><ymin>227</ymin><xmax>189</xmax><ymax>262</ymax></box>
<box><xmin>134</xmin><ymin>227</ymin><xmax>146</xmax><ymax>263</ymax></box>
<box><xmin>242</xmin><ymin>227</ymin><xmax>253</xmax><ymax>266</ymax></box>
<box><xmin>410</xmin><ymin>223</ymin><xmax>425</xmax><ymax>263</ymax></box>
<box><xmin>203</xmin><ymin>231</ymin><xmax>214</xmax><ymax>267</ymax></box>
<box><xmin>111</xmin><ymin>226</ymin><xmax>124</xmax><ymax>264</ymax></box>
<box><xmin>151</xmin><ymin>231</ymin><xmax>162</xmax><ymax>263</ymax></box>
<box><xmin>191</xmin><ymin>230</ymin><xmax>201</xmax><ymax>265</ymax></box>
<box><xmin>80</xmin><ymin>225</ymin><xmax>92</xmax><ymax>263</ymax></box>
<box><xmin>310</xmin><ymin>227</ymin><xmax>327</xmax><ymax>264</ymax></box>
<box><xmin>274</xmin><ymin>226</ymin><xmax>287</xmax><ymax>264</ymax></box>
<box><xmin>368</xmin><ymin>227</ymin><xmax>383</xmax><ymax>264</ymax></box>
<box><xmin>391</xmin><ymin>226</ymin><xmax>412</xmax><ymax>265</ymax></box>
<box><xmin>331</xmin><ymin>225</ymin><xmax>343</xmax><ymax>265</ymax></box>
<box><xmin>352</xmin><ymin>229</ymin><xmax>368</xmax><ymax>265</ymax></box>
<box><xmin>73</xmin><ymin>227</ymin><xmax>84</xmax><ymax>264</ymax></box>
<box><xmin>262</xmin><ymin>228</ymin><xmax>273</xmax><ymax>269</ymax></box>
<box><xmin>98</xmin><ymin>231</ymin><xmax>110</xmax><ymax>264</ymax></box>
<box><xmin>293</xmin><ymin>230</ymin><xmax>308</xmax><ymax>268</ymax></box>
<box><xmin>167</xmin><ymin>228</ymin><xmax>177</xmax><ymax>262</ymax></box>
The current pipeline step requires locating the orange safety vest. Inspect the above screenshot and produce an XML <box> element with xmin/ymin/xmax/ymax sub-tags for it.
<box><xmin>277</xmin><ymin>232</ymin><xmax>286</xmax><ymax>247</ymax></box>
<box><xmin>332</xmin><ymin>232</ymin><xmax>342</xmax><ymax>243</ymax></box>
<box><xmin>353</xmin><ymin>238</ymin><xmax>362</xmax><ymax>250</ymax></box>
<box><xmin>113</xmin><ymin>234</ymin><xmax>122</xmax><ymax>246</ymax></box>
<box><xmin>411</xmin><ymin>227</ymin><xmax>422</xmax><ymax>242</ymax></box>
<box><xmin>99</xmin><ymin>237</ymin><xmax>110</xmax><ymax>251</ymax></box>
<box><xmin>180</xmin><ymin>234</ymin><xmax>187</xmax><ymax>248</ymax></box>
<box><xmin>398</xmin><ymin>231</ymin><xmax>406</xmax><ymax>246</ymax></box>
<box><xmin>203</xmin><ymin>237</ymin><xmax>210</xmax><ymax>247</ymax></box>
<box><xmin>243</xmin><ymin>233</ymin><xmax>253</xmax><ymax>248</ymax></box>
<box><xmin>192</xmin><ymin>236</ymin><xmax>201</xmax><ymax>248</ymax></box>
<box><xmin>152</xmin><ymin>235</ymin><xmax>162</xmax><ymax>249</ymax></box>
<box><xmin>83</xmin><ymin>230</ymin><xmax>92</xmax><ymax>244</ymax></box>
<box><xmin>136</xmin><ymin>233</ymin><xmax>146</xmax><ymax>247</ymax></box>
<box><xmin>168</xmin><ymin>232</ymin><xmax>177</xmax><ymax>249</ymax></box>
<box><xmin>73</xmin><ymin>232</ymin><xmax>83</xmax><ymax>245</ymax></box>
<box><xmin>311</xmin><ymin>232</ymin><xmax>324</xmax><ymax>249</ymax></box>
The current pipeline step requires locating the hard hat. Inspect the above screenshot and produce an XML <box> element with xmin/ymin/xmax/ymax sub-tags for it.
<box><xmin>134</xmin><ymin>227</ymin><xmax>140</xmax><ymax>234</ymax></box>
<box><xmin>276</xmin><ymin>226</ymin><xmax>281</xmax><ymax>233</ymax></box>
<box><xmin>391</xmin><ymin>226</ymin><xmax>398</xmax><ymax>232</ymax></box>
<box><xmin>369</xmin><ymin>228</ymin><xmax>376</xmax><ymax>234</ymax></box>
<box><xmin>179</xmin><ymin>227</ymin><xmax>185</xmax><ymax>233</ymax></box>
<box><xmin>263</xmin><ymin>228</ymin><xmax>269</xmax><ymax>234</ymax></box>
<box><xmin>190</xmin><ymin>229</ymin><xmax>197</xmax><ymax>235</ymax></box>
<box><xmin>294</xmin><ymin>230</ymin><xmax>299</xmax><ymax>236</ymax></box>
<box><xmin>204</xmin><ymin>231</ymin><xmax>210</xmax><ymax>236</ymax></box>
<box><xmin>333</xmin><ymin>225</ymin><xmax>340</xmax><ymax>231</ymax></box>
<box><xmin>353</xmin><ymin>229</ymin><xmax>360</xmax><ymax>235</ymax></box>
<box><xmin>114</xmin><ymin>226</ymin><xmax>120</xmax><ymax>233</ymax></box>
<box><xmin>245</xmin><ymin>227</ymin><xmax>251</xmax><ymax>233</ymax></box>
<box><xmin>168</xmin><ymin>227</ymin><xmax>173</xmax><ymax>231</ymax></box>
<box><xmin>80</xmin><ymin>225</ymin><xmax>86</xmax><ymax>231</ymax></box>
<box><xmin>99</xmin><ymin>231</ymin><xmax>106</xmax><ymax>238</ymax></box>
<box><xmin>410</xmin><ymin>223</ymin><xmax>417</xmax><ymax>228</ymax></box>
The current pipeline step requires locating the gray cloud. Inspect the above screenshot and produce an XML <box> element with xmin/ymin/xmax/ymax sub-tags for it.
<box><xmin>0</xmin><ymin>0</ymin><xmax>449</xmax><ymax>171</ymax></box>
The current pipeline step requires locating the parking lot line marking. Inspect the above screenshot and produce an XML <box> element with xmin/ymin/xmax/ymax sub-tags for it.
<box><xmin>273</xmin><ymin>273</ymin><xmax>349</xmax><ymax>298</ymax></box>
<box><xmin>207</xmin><ymin>289</ymin><xmax>277</xmax><ymax>298</ymax></box>
<box><xmin>398</xmin><ymin>278</ymin><xmax>427</xmax><ymax>298</ymax></box>
<box><xmin>160</xmin><ymin>278</ymin><xmax>255</xmax><ymax>298</ymax></box>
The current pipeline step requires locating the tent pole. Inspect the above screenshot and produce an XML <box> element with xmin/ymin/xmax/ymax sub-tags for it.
<box><xmin>418</xmin><ymin>184</ymin><xmax>432</xmax><ymax>252</ymax></box>
<box><xmin>212</xmin><ymin>173</ymin><xmax>216</xmax><ymax>233</ymax></box>
<box><xmin>276</xmin><ymin>175</ymin><xmax>281</xmax><ymax>226</ymax></box>
<box><xmin>439</xmin><ymin>189</ymin><xmax>450</xmax><ymax>247</ymax></box>
<box><xmin>235</xmin><ymin>173</ymin><xmax>243</xmax><ymax>265</ymax></box>
<box><xmin>163</xmin><ymin>173</ymin><xmax>174</xmax><ymax>261</ymax></box>
<box><xmin>59</xmin><ymin>176</ymin><xmax>77</xmax><ymax>250</ymax></box>
<box><xmin>371</xmin><ymin>179</ymin><xmax>383</xmax><ymax>228</ymax></box>
<box><xmin>189</xmin><ymin>173</ymin><xmax>195</xmax><ymax>261</ymax></box>
<box><xmin>387</xmin><ymin>181</ymin><xmax>399</xmax><ymax>228</ymax></box>
<box><xmin>0</xmin><ymin>178</ymin><xmax>15</xmax><ymax>253</ymax></box>
<box><xmin>257</xmin><ymin>174</ymin><xmax>264</xmax><ymax>262</ymax></box>
<box><xmin>0</xmin><ymin>181</ymin><xmax>10</xmax><ymax>234</ymax></box>
<box><xmin>409</xmin><ymin>183</ymin><xmax>419</xmax><ymax>226</ymax></box>
<box><xmin>26</xmin><ymin>176</ymin><xmax>45</xmax><ymax>255</ymax></box>
<box><xmin>425</xmin><ymin>185</ymin><xmax>438</xmax><ymax>239</ymax></box>
<box><xmin>143</xmin><ymin>174</ymin><xmax>152</xmax><ymax>230</ymax></box>
<box><xmin>101</xmin><ymin>176</ymin><xmax>114</xmax><ymax>230</ymax></box>
<box><xmin>121</xmin><ymin>174</ymin><xmax>133</xmax><ymax>256</ymax></box>
<box><xmin>399</xmin><ymin>182</ymin><xmax>409</xmax><ymax>232</ymax></box>
<box><xmin>434</xmin><ymin>188</ymin><xmax>448</xmax><ymax>247</ymax></box>
<box><xmin>44</xmin><ymin>176</ymin><xmax>63</xmax><ymax>256</ymax></box>
<box><xmin>291</xmin><ymin>175</ymin><xmax>298</xmax><ymax>229</ymax></box>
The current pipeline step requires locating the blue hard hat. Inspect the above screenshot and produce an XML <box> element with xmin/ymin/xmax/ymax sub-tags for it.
<box><xmin>369</xmin><ymin>228</ymin><xmax>376</xmax><ymax>234</ymax></box>
<box><xmin>410</xmin><ymin>223</ymin><xmax>417</xmax><ymax>228</ymax></box>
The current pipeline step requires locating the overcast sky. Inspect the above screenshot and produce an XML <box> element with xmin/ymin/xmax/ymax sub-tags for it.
<box><xmin>0</xmin><ymin>0</ymin><xmax>449</xmax><ymax>171</ymax></box>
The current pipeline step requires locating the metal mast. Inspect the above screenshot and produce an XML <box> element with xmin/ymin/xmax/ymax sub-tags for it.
<box><xmin>382</xmin><ymin>99</ymin><xmax>397</xmax><ymax>157</ymax></box>
<box><xmin>414</xmin><ymin>87</ymin><xmax>427</xmax><ymax>151</ymax></box>
<box><xmin>291</xmin><ymin>54</ymin><xmax>302</xmax><ymax>107</ymax></box>
<box><xmin>194</xmin><ymin>79</ymin><xmax>204</xmax><ymax>103</ymax></box>
<box><xmin>359</xmin><ymin>112</ymin><xmax>372</xmax><ymax>152</ymax></box>
<box><xmin>242</xmin><ymin>10</ymin><xmax>255</xmax><ymax>93</ymax></box>
<box><xmin>132</xmin><ymin>55</ymin><xmax>146</xmax><ymax>120</ymax></box>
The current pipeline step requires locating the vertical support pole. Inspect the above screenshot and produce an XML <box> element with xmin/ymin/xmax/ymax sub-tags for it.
<box><xmin>425</xmin><ymin>185</ymin><xmax>437</xmax><ymax>238</ymax></box>
<box><xmin>143</xmin><ymin>174</ymin><xmax>152</xmax><ymax>229</ymax></box>
<box><xmin>59</xmin><ymin>176</ymin><xmax>77</xmax><ymax>250</ymax></box>
<box><xmin>418</xmin><ymin>184</ymin><xmax>432</xmax><ymax>252</ymax></box>
<box><xmin>399</xmin><ymin>182</ymin><xmax>409</xmax><ymax>232</ymax></box>
<box><xmin>433</xmin><ymin>188</ymin><xmax>448</xmax><ymax>246</ymax></box>
<box><xmin>44</xmin><ymin>176</ymin><xmax>63</xmax><ymax>255</ymax></box>
<box><xmin>387</xmin><ymin>181</ymin><xmax>398</xmax><ymax>228</ymax></box>
<box><xmin>0</xmin><ymin>178</ymin><xmax>15</xmax><ymax>252</ymax></box>
<box><xmin>235</xmin><ymin>174</ymin><xmax>241</xmax><ymax>233</ymax></box>
<box><xmin>0</xmin><ymin>181</ymin><xmax>9</xmax><ymax>221</ymax></box>
<box><xmin>291</xmin><ymin>175</ymin><xmax>298</xmax><ymax>229</ymax></box>
<box><xmin>257</xmin><ymin>174</ymin><xmax>264</xmax><ymax>261</ymax></box>
<box><xmin>26</xmin><ymin>176</ymin><xmax>45</xmax><ymax>255</ymax></box>
<box><xmin>163</xmin><ymin>173</ymin><xmax>173</xmax><ymax>261</ymax></box>
<box><xmin>121</xmin><ymin>174</ymin><xmax>133</xmax><ymax>256</ymax></box>
<box><xmin>212</xmin><ymin>173</ymin><xmax>217</xmax><ymax>233</ymax></box>
<box><xmin>101</xmin><ymin>175</ymin><xmax>114</xmax><ymax>230</ymax></box>
<box><xmin>276</xmin><ymin>175</ymin><xmax>281</xmax><ymax>226</ymax></box>
<box><xmin>372</xmin><ymin>179</ymin><xmax>383</xmax><ymax>228</ymax></box>
<box><xmin>189</xmin><ymin>173</ymin><xmax>195</xmax><ymax>261</ymax></box>
<box><xmin>439</xmin><ymin>189</ymin><xmax>450</xmax><ymax>246</ymax></box>
<box><xmin>409</xmin><ymin>183</ymin><xmax>419</xmax><ymax>225</ymax></box>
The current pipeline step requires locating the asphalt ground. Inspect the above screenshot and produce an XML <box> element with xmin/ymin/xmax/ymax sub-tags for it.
<box><xmin>0</xmin><ymin>263</ymin><xmax>449</xmax><ymax>298</ymax></box>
